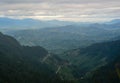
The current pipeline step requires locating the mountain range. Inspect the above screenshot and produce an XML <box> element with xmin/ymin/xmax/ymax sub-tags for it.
<box><xmin>0</xmin><ymin>31</ymin><xmax>120</xmax><ymax>83</ymax></box>
<box><xmin>0</xmin><ymin>17</ymin><xmax>78</xmax><ymax>32</ymax></box>
<box><xmin>3</xmin><ymin>19</ymin><xmax>120</xmax><ymax>53</ymax></box>
<box><xmin>0</xmin><ymin>17</ymin><xmax>120</xmax><ymax>83</ymax></box>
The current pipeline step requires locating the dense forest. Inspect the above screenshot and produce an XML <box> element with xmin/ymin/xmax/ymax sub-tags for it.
<box><xmin>0</xmin><ymin>32</ymin><xmax>66</xmax><ymax>83</ymax></box>
<box><xmin>0</xmin><ymin>32</ymin><xmax>120</xmax><ymax>83</ymax></box>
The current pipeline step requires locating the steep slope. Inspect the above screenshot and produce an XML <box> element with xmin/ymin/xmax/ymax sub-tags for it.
<box><xmin>0</xmin><ymin>32</ymin><xmax>66</xmax><ymax>83</ymax></box>
<box><xmin>0</xmin><ymin>32</ymin><xmax>119</xmax><ymax>83</ymax></box>
<box><xmin>60</xmin><ymin>40</ymin><xmax>120</xmax><ymax>79</ymax></box>
<box><xmin>90</xmin><ymin>54</ymin><xmax>120</xmax><ymax>83</ymax></box>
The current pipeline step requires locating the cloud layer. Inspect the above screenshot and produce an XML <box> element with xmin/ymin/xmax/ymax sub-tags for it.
<box><xmin>0</xmin><ymin>0</ymin><xmax>120</xmax><ymax>22</ymax></box>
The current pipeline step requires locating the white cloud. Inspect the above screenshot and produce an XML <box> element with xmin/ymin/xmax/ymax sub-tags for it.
<box><xmin>0</xmin><ymin>0</ymin><xmax>120</xmax><ymax>22</ymax></box>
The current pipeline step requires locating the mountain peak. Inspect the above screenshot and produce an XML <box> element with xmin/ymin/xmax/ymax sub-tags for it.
<box><xmin>108</xmin><ymin>19</ymin><xmax>120</xmax><ymax>24</ymax></box>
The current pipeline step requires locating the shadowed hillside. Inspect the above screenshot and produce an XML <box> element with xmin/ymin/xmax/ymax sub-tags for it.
<box><xmin>0</xmin><ymin>32</ymin><xmax>68</xmax><ymax>83</ymax></box>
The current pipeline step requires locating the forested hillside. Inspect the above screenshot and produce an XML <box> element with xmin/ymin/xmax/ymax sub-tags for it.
<box><xmin>59</xmin><ymin>39</ymin><xmax>120</xmax><ymax>81</ymax></box>
<box><xmin>0</xmin><ymin>32</ymin><xmax>66</xmax><ymax>83</ymax></box>
<box><xmin>0</xmin><ymin>32</ymin><xmax>120</xmax><ymax>83</ymax></box>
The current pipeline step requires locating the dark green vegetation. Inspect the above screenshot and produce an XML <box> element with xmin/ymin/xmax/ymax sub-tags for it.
<box><xmin>91</xmin><ymin>55</ymin><xmax>120</xmax><ymax>83</ymax></box>
<box><xmin>60</xmin><ymin>40</ymin><xmax>120</xmax><ymax>82</ymax></box>
<box><xmin>0</xmin><ymin>32</ymin><xmax>68</xmax><ymax>83</ymax></box>
<box><xmin>0</xmin><ymin>31</ymin><xmax>120</xmax><ymax>83</ymax></box>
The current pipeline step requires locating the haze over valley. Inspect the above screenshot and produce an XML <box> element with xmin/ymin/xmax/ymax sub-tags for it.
<box><xmin>0</xmin><ymin>0</ymin><xmax>120</xmax><ymax>83</ymax></box>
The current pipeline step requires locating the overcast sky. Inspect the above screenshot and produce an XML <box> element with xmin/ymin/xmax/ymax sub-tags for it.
<box><xmin>0</xmin><ymin>0</ymin><xmax>120</xmax><ymax>22</ymax></box>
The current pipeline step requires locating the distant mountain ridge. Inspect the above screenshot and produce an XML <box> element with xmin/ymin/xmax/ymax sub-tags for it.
<box><xmin>6</xmin><ymin>20</ymin><xmax>120</xmax><ymax>53</ymax></box>
<box><xmin>0</xmin><ymin>17</ymin><xmax>77</xmax><ymax>32</ymax></box>
<box><xmin>106</xmin><ymin>19</ymin><xmax>120</xmax><ymax>24</ymax></box>
<box><xmin>1</xmin><ymin>17</ymin><xmax>120</xmax><ymax>32</ymax></box>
